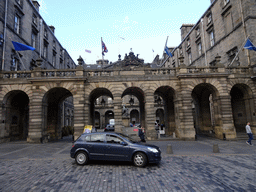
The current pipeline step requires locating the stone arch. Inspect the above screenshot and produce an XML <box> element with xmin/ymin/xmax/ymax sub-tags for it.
<box><xmin>130</xmin><ymin>109</ymin><xmax>140</xmax><ymax>125</ymax></box>
<box><xmin>88</xmin><ymin>87</ymin><xmax>114</xmax><ymax>127</ymax></box>
<box><xmin>191</xmin><ymin>83</ymin><xmax>221</xmax><ymax>136</ymax></box>
<box><xmin>230</xmin><ymin>83</ymin><xmax>255</xmax><ymax>132</ymax></box>
<box><xmin>1</xmin><ymin>90</ymin><xmax>29</xmax><ymax>141</ymax></box>
<box><xmin>154</xmin><ymin>86</ymin><xmax>176</xmax><ymax>135</ymax></box>
<box><xmin>121</xmin><ymin>87</ymin><xmax>145</xmax><ymax>127</ymax></box>
<box><xmin>42</xmin><ymin>87</ymin><xmax>73</xmax><ymax>140</ymax></box>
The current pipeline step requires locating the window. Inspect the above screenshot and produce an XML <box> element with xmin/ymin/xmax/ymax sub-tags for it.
<box><xmin>32</xmin><ymin>14</ymin><xmax>37</xmax><ymax>26</ymax></box>
<box><xmin>90</xmin><ymin>134</ymin><xmax>105</xmax><ymax>143</ymax></box>
<box><xmin>106</xmin><ymin>135</ymin><xmax>123</xmax><ymax>144</ymax></box>
<box><xmin>53</xmin><ymin>40</ymin><xmax>56</xmax><ymax>49</ymax></box>
<box><xmin>31</xmin><ymin>33</ymin><xmax>36</xmax><ymax>48</ymax></box>
<box><xmin>207</xmin><ymin>14</ymin><xmax>212</xmax><ymax>24</ymax></box>
<box><xmin>196</xmin><ymin>27</ymin><xmax>200</xmax><ymax>36</ymax></box>
<box><xmin>43</xmin><ymin>43</ymin><xmax>48</xmax><ymax>58</ymax></box>
<box><xmin>44</xmin><ymin>28</ymin><xmax>48</xmax><ymax>39</ymax></box>
<box><xmin>210</xmin><ymin>31</ymin><xmax>215</xmax><ymax>47</ymax></box>
<box><xmin>187</xmin><ymin>38</ymin><xmax>190</xmax><ymax>47</ymax></box>
<box><xmin>52</xmin><ymin>52</ymin><xmax>56</xmax><ymax>66</ymax></box>
<box><xmin>11</xmin><ymin>58</ymin><xmax>19</xmax><ymax>71</ymax></box>
<box><xmin>188</xmin><ymin>51</ymin><xmax>192</xmax><ymax>64</ymax></box>
<box><xmin>224</xmin><ymin>0</ymin><xmax>230</xmax><ymax>6</ymax></box>
<box><xmin>14</xmin><ymin>15</ymin><xmax>21</xmax><ymax>34</ymax></box>
<box><xmin>198</xmin><ymin>43</ymin><xmax>202</xmax><ymax>56</ymax></box>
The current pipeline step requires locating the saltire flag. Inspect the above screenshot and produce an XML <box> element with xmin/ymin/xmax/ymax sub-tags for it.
<box><xmin>85</xmin><ymin>49</ymin><xmax>91</xmax><ymax>53</ymax></box>
<box><xmin>102</xmin><ymin>40</ymin><xmax>108</xmax><ymax>56</ymax></box>
<box><xmin>12</xmin><ymin>41</ymin><xmax>35</xmax><ymax>51</ymax></box>
<box><xmin>164</xmin><ymin>46</ymin><xmax>173</xmax><ymax>57</ymax></box>
<box><xmin>244</xmin><ymin>39</ymin><xmax>256</xmax><ymax>51</ymax></box>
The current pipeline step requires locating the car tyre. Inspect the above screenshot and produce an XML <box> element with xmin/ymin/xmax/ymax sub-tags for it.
<box><xmin>133</xmin><ymin>152</ymin><xmax>147</xmax><ymax>167</ymax></box>
<box><xmin>75</xmin><ymin>151</ymin><xmax>88</xmax><ymax>165</ymax></box>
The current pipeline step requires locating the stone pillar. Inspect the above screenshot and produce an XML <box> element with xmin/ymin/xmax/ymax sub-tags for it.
<box><xmin>144</xmin><ymin>92</ymin><xmax>157</xmax><ymax>140</ymax></box>
<box><xmin>73</xmin><ymin>83</ymin><xmax>85</xmax><ymax>140</ymax></box>
<box><xmin>113</xmin><ymin>94</ymin><xmax>122</xmax><ymax>133</ymax></box>
<box><xmin>217</xmin><ymin>95</ymin><xmax>236</xmax><ymax>140</ymax></box>
<box><xmin>27</xmin><ymin>89</ymin><xmax>44</xmax><ymax>143</ymax></box>
<box><xmin>175</xmin><ymin>83</ymin><xmax>195</xmax><ymax>140</ymax></box>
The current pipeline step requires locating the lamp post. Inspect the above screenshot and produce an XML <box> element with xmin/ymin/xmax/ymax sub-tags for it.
<box><xmin>101</xmin><ymin>98</ymin><xmax>105</xmax><ymax>129</ymax></box>
<box><xmin>129</xmin><ymin>97</ymin><xmax>134</xmax><ymax>106</ymax></box>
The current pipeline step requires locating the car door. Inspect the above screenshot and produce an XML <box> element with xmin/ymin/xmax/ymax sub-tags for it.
<box><xmin>105</xmin><ymin>134</ymin><xmax>131</xmax><ymax>161</ymax></box>
<box><xmin>88</xmin><ymin>134</ymin><xmax>106</xmax><ymax>160</ymax></box>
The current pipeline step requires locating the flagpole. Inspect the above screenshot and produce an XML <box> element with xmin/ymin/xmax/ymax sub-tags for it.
<box><xmin>15</xmin><ymin>51</ymin><xmax>27</xmax><ymax>70</ymax></box>
<box><xmin>228</xmin><ymin>36</ymin><xmax>249</xmax><ymax>66</ymax></box>
<box><xmin>101</xmin><ymin>37</ymin><xmax>104</xmax><ymax>65</ymax></box>
<box><xmin>160</xmin><ymin>36</ymin><xmax>169</xmax><ymax>65</ymax></box>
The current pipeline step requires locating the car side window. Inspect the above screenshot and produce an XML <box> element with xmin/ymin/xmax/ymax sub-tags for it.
<box><xmin>90</xmin><ymin>134</ymin><xmax>105</xmax><ymax>143</ymax></box>
<box><xmin>106</xmin><ymin>135</ymin><xmax>123</xmax><ymax>144</ymax></box>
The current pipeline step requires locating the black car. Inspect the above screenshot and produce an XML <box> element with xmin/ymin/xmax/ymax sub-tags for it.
<box><xmin>70</xmin><ymin>132</ymin><xmax>161</xmax><ymax>167</ymax></box>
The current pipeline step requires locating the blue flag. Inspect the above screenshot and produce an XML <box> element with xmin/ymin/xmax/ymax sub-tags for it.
<box><xmin>165</xmin><ymin>46</ymin><xmax>173</xmax><ymax>57</ymax></box>
<box><xmin>244</xmin><ymin>39</ymin><xmax>256</xmax><ymax>51</ymax></box>
<box><xmin>12</xmin><ymin>41</ymin><xmax>35</xmax><ymax>51</ymax></box>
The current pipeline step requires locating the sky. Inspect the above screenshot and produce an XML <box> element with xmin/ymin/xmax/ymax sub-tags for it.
<box><xmin>38</xmin><ymin>0</ymin><xmax>211</xmax><ymax>64</ymax></box>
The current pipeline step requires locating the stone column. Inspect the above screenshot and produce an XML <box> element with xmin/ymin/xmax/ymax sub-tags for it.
<box><xmin>73</xmin><ymin>83</ymin><xmax>85</xmax><ymax>140</ymax></box>
<box><xmin>113</xmin><ymin>94</ymin><xmax>122</xmax><ymax>133</ymax></box>
<box><xmin>175</xmin><ymin>81</ymin><xmax>195</xmax><ymax>140</ymax></box>
<box><xmin>217</xmin><ymin>95</ymin><xmax>236</xmax><ymax>140</ymax></box>
<box><xmin>144</xmin><ymin>92</ymin><xmax>157</xmax><ymax>140</ymax></box>
<box><xmin>27</xmin><ymin>88</ymin><xmax>44</xmax><ymax>143</ymax></box>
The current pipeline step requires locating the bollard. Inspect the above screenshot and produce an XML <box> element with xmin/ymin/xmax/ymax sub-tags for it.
<box><xmin>213</xmin><ymin>144</ymin><xmax>219</xmax><ymax>153</ymax></box>
<box><xmin>167</xmin><ymin>144</ymin><xmax>173</xmax><ymax>154</ymax></box>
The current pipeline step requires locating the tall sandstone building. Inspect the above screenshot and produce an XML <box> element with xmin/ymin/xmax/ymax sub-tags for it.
<box><xmin>0</xmin><ymin>0</ymin><xmax>76</xmax><ymax>71</ymax></box>
<box><xmin>162</xmin><ymin>0</ymin><xmax>256</xmax><ymax>68</ymax></box>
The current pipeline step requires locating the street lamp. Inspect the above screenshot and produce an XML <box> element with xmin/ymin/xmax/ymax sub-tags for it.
<box><xmin>156</xmin><ymin>97</ymin><xmax>161</xmax><ymax>105</ymax></box>
<box><xmin>101</xmin><ymin>98</ymin><xmax>105</xmax><ymax>107</ymax></box>
<box><xmin>129</xmin><ymin>97</ymin><xmax>134</xmax><ymax>106</ymax></box>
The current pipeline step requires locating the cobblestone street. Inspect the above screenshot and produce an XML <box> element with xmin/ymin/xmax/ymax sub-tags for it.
<box><xmin>0</xmin><ymin>136</ymin><xmax>255</xmax><ymax>192</ymax></box>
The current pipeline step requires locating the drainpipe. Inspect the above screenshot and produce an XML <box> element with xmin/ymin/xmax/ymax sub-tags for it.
<box><xmin>239</xmin><ymin>0</ymin><xmax>250</xmax><ymax>66</ymax></box>
<box><xmin>39</xmin><ymin>19</ymin><xmax>43</xmax><ymax>58</ymax></box>
<box><xmin>2</xmin><ymin>0</ymin><xmax>8</xmax><ymax>71</ymax></box>
<box><xmin>201</xmin><ymin>18</ymin><xmax>208</xmax><ymax>67</ymax></box>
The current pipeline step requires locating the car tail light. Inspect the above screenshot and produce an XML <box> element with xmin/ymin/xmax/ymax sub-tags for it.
<box><xmin>72</xmin><ymin>144</ymin><xmax>75</xmax><ymax>148</ymax></box>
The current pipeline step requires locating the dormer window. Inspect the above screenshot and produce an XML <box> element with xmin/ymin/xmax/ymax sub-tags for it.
<box><xmin>53</xmin><ymin>40</ymin><xmax>56</xmax><ymax>49</ymax></box>
<box><xmin>32</xmin><ymin>14</ymin><xmax>37</xmax><ymax>26</ymax></box>
<box><xmin>187</xmin><ymin>38</ymin><xmax>190</xmax><ymax>47</ymax></box>
<box><xmin>196</xmin><ymin>27</ymin><xmax>200</xmax><ymax>36</ymax></box>
<box><xmin>207</xmin><ymin>14</ymin><xmax>212</xmax><ymax>24</ymax></box>
<box><xmin>224</xmin><ymin>0</ymin><xmax>230</xmax><ymax>6</ymax></box>
<box><xmin>44</xmin><ymin>28</ymin><xmax>48</xmax><ymax>39</ymax></box>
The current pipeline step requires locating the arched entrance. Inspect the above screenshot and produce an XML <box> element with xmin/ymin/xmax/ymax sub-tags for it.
<box><xmin>130</xmin><ymin>109</ymin><xmax>139</xmax><ymax>125</ymax></box>
<box><xmin>121</xmin><ymin>87</ymin><xmax>145</xmax><ymax>127</ymax></box>
<box><xmin>42</xmin><ymin>88</ymin><xmax>73</xmax><ymax>140</ymax></box>
<box><xmin>89</xmin><ymin>88</ymin><xmax>114</xmax><ymax>128</ymax></box>
<box><xmin>192</xmin><ymin>83</ymin><xmax>220</xmax><ymax>137</ymax></box>
<box><xmin>154</xmin><ymin>86</ymin><xmax>176</xmax><ymax>135</ymax></box>
<box><xmin>2</xmin><ymin>90</ymin><xmax>29</xmax><ymax>141</ymax></box>
<box><xmin>230</xmin><ymin>84</ymin><xmax>255</xmax><ymax>132</ymax></box>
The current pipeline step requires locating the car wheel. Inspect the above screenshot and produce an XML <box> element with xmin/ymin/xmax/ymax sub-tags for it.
<box><xmin>133</xmin><ymin>152</ymin><xmax>147</xmax><ymax>167</ymax></box>
<box><xmin>75</xmin><ymin>151</ymin><xmax>88</xmax><ymax>165</ymax></box>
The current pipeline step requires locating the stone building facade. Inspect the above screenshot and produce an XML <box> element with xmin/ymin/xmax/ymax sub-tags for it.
<box><xmin>162</xmin><ymin>0</ymin><xmax>256</xmax><ymax>68</ymax></box>
<box><xmin>0</xmin><ymin>0</ymin><xmax>76</xmax><ymax>71</ymax></box>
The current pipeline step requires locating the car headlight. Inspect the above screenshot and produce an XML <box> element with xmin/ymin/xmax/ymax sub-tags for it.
<box><xmin>147</xmin><ymin>147</ymin><xmax>158</xmax><ymax>153</ymax></box>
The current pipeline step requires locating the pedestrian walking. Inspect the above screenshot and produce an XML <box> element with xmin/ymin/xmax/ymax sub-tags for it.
<box><xmin>245</xmin><ymin>122</ymin><xmax>253</xmax><ymax>146</ymax></box>
<box><xmin>138</xmin><ymin>127</ymin><xmax>146</xmax><ymax>142</ymax></box>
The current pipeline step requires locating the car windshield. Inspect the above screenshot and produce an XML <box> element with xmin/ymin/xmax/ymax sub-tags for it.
<box><xmin>116</xmin><ymin>133</ymin><xmax>137</xmax><ymax>143</ymax></box>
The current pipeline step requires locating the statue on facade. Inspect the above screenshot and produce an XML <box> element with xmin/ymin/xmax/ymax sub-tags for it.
<box><xmin>122</xmin><ymin>105</ymin><xmax>128</xmax><ymax>116</ymax></box>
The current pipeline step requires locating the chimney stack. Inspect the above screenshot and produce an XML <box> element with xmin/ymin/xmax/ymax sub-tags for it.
<box><xmin>49</xmin><ymin>26</ymin><xmax>55</xmax><ymax>34</ymax></box>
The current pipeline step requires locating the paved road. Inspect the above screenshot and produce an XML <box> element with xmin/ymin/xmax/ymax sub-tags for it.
<box><xmin>0</xmin><ymin>136</ymin><xmax>255</xmax><ymax>192</ymax></box>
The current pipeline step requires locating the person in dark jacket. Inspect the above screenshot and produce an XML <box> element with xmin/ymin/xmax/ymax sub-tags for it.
<box><xmin>138</xmin><ymin>127</ymin><xmax>146</xmax><ymax>142</ymax></box>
